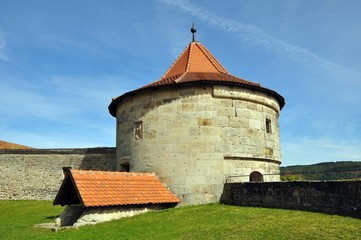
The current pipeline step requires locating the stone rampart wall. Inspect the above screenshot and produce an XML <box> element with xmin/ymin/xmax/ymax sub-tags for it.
<box><xmin>221</xmin><ymin>181</ymin><xmax>361</xmax><ymax>218</ymax></box>
<box><xmin>0</xmin><ymin>148</ymin><xmax>116</xmax><ymax>200</ymax></box>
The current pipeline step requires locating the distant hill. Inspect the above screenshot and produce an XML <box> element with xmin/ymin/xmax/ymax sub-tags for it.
<box><xmin>280</xmin><ymin>161</ymin><xmax>361</xmax><ymax>181</ymax></box>
<box><xmin>0</xmin><ymin>140</ymin><xmax>32</xmax><ymax>150</ymax></box>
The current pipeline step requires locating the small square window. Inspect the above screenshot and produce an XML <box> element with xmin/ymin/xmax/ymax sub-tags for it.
<box><xmin>266</xmin><ymin>118</ymin><xmax>272</xmax><ymax>133</ymax></box>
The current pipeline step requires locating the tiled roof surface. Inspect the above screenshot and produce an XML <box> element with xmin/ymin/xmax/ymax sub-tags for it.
<box><xmin>0</xmin><ymin>140</ymin><xmax>32</xmax><ymax>149</ymax></box>
<box><xmin>141</xmin><ymin>42</ymin><xmax>260</xmax><ymax>89</ymax></box>
<box><xmin>70</xmin><ymin>169</ymin><xmax>180</xmax><ymax>207</ymax></box>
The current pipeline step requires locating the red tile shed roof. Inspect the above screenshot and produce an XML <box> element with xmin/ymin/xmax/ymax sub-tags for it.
<box><xmin>54</xmin><ymin>168</ymin><xmax>180</xmax><ymax>207</ymax></box>
<box><xmin>108</xmin><ymin>41</ymin><xmax>285</xmax><ymax>117</ymax></box>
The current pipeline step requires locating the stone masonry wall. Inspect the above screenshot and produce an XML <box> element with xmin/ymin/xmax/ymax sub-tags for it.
<box><xmin>116</xmin><ymin>83</ymin><xmax>282</xmax><ymax>205</ymax></box>
<box><xmin>0</xmin><ymin>148</ymin><xmax>116</xmax><ymax>200</ymax></box>
<box><xmin>221</xmin><ymin>181</ymin><xmax>361</xmax><ymax>218</ymax></box>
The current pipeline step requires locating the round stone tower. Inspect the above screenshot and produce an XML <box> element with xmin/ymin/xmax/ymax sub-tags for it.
<box><xmin>108</xmin><ymin>28</ymin><xmax>285</xmax><ymax>205</ymax></box>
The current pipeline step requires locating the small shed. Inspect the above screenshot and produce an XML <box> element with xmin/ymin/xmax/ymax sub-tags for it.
<box><xmin>53</xmin><ymin>167</ymin><xmax>180</xmax><ymax>226</ymax></box>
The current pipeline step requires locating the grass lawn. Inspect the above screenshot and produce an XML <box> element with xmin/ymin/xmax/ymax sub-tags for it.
<box><xmin>0</xmin><ymin>200</ymin><xmax>360</xmax><ymax>239</ymax></box>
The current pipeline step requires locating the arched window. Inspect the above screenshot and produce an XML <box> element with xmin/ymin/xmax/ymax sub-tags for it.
<box><xmin>250</xmin><ymin>171</ymin><xmax>263</xmax><ymax>182</ymax></box>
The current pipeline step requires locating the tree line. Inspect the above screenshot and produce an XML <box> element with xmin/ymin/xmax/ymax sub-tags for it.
<box><xmin>280</xmin><ymin>161</ymin><xmax>361</xmax><ymax>181</ymax></box>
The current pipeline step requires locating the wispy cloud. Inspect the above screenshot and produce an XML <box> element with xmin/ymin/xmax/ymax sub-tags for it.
<box><xmin>0</xmin><ymin>32</ymin><xmax>10</xmax><ymax>61</ymax></box>
<box><xmin>0</xmin><ymin>74</ymin><xmax>123</xmax><ymax>148</ymax></box>
<box><xmin>0</xmin><ymin>82</ymin><xmax>67</xmax><ymax>120</ymax></box>
<box><xmin>0</xmin><ymin>74</ymin><xmax>128</xmax><ymax>123</ymax></box>
<box><xmin>159</xmin><ymin>0</ymin><xmax>361</xmax><ymax>81</ymax></box>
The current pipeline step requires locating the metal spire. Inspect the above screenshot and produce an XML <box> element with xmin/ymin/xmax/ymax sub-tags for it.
<box><xmin>191</xmin><ymin>23</ymin><xmax>197</xmax><ymax>42</ymax></box>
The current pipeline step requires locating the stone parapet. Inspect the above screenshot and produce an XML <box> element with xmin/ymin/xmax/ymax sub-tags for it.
<box><xmin>221</xmin><ymin>181</ymin><xmax>361</xmax><ymax>218</ymax></box>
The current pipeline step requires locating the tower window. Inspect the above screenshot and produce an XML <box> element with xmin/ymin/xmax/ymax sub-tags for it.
<box><xmin>266</xmin><ymin>118</ymin><xmax>272</xmax><ymax>133</ymax></box>
<box><xmin>134</xmin><ymin>121</ymin><xmax>143</xmax><ymax>139</ymax></box>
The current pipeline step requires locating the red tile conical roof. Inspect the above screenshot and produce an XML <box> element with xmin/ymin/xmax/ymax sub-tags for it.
<box><xmin>109</xmin><ymin>39</ymin><xmax>285</xmax><ymax>117</ymax></box>
<box><xmin>141</xmin><ymin>41</ymin><xmax>260</xmax><ymax>89</ymax></box>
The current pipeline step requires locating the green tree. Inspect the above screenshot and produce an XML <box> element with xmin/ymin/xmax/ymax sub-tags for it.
<box><xmin>280</xmin><ymin>174</ymin><xmax>304</xmax><ymax>181</ymax></box>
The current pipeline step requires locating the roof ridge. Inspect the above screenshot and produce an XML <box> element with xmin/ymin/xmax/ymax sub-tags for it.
<box><xmin>159</xmin><ymin>43</ymin><xmax>191</xmax><ymax>80</ymax></box>
<box><xmin>194</xmin><ymin>42</ymin><xmax>229</xmax><ymax>74</ymax></box>
<box><xmin>174</xmin><ymin>72</ymin><xmax>187</xmax><ymax>83</ymax></box>
<box><xmin>185</xmin><ymin>42</ymin><xmax>193</xmax><ymax>72</ymax></box>
<box><xmin>71</xmin><ymin>169</ymin><xmax>155</xmax><ymax>176</ymax></box>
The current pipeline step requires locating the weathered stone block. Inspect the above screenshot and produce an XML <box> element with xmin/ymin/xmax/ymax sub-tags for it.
<box><xmin>197</xmin><ymin>118</ymin><xmax>212</xmax><ymax>126</ymax></box>
<box><xmin>218</xmin><ymin>107</ymin><xmax>236</xmax><ymax>117</ymax></box>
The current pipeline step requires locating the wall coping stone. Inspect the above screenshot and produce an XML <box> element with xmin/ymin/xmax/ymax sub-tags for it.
<box><xmin>0</xmin><ymin>147</ymin><xmax>116</xmax><ymax>155</ymax></box>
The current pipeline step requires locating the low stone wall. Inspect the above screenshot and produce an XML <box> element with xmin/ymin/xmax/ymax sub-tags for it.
<box><xmin>220</xmin><ymin>181</ymin><xmax>361</xmax><ymax>218</ymax></box>
<box><xmin>0</xmin><ymin>148</ymin><xmax>116</xmax><ymax>200</ymax></box>
<box><xmin>57</xmin><ymin>206</ymin><xmax>150</xmax><ymax>227</ymax></box>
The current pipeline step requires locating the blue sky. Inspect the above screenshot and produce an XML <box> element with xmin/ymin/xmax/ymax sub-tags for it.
<box><xmin>1</xmin><ymin>0</ymin><xmax>360</xmax><ymax>166</ymax></box>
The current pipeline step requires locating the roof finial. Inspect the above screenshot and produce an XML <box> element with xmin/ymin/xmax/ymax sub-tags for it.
<box><xmin>191</xmin><ymin>23</ymin><xmax>197</xmax><ymax>42</ymax></box>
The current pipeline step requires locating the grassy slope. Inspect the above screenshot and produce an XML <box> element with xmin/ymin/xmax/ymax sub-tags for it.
<box><xmin>0</xmin><ymin>201</ymin><xmax>360</xmax><ymax>240</ymax></box>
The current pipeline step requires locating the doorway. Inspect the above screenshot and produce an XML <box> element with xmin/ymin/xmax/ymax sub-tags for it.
<box><xmin>120</xmin><ymin>163</ymin><xmax>130</xmax><ymax>172</ymax></box>
<box><xmin>250</xmin><ymin>171</ymin><xmax>263</xmax><ymax>182</ymax></box>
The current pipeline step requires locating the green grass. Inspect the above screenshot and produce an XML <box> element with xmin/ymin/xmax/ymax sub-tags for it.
<box><xmin>1</xmin><ymin>201</ymin><xmax>361</xmax><ymax>239</ymax></box>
